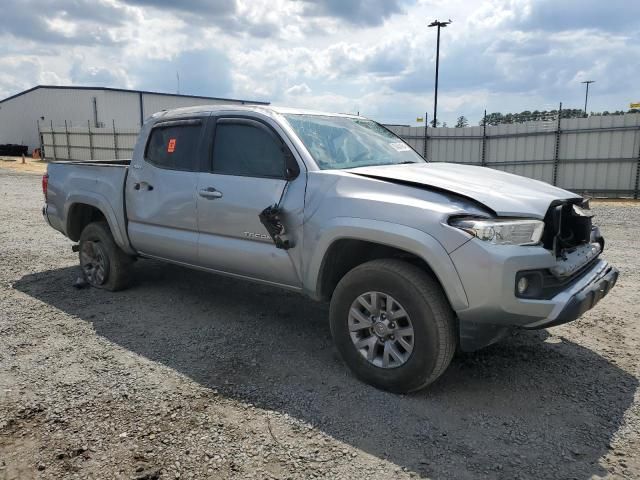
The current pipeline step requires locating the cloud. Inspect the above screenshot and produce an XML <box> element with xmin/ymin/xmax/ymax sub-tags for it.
<box><xmin>324</xmin><ymin>40</ymin><xmax>411</xmax><ymax>77</ymax></box>
<box><xmin>130</xmin><ymin>49</ymin><xmax>233</xmax><ymax>97</ymax></box>
<box><xmin>121</xmin><ymin>0</ymin><xmax>236</xmax><ymax>17</ymax></box>
<box><xmin>70</xmin><ymin>61</ymin><xmax>129</xmax><ymax>88</ymax></box>
<box><xmin>0</xmin><ymin>0</ymin><xmax>126</xmax><ymax>46</ymax></box>
<box><xmin>0</xmin><ymin>0</ymin><xmax>638</xmax><ymax>129</ymax></box>
<box><xmin>0</xmin><ymin>55</ymin><xmax>67</xmax><ymax>98</ymax></box>
<box><xmin>119</xmin><ymin>0</ymin><xmax>284</xmax><ymax>39</ymax></box>
<box><xmin>518</xmin><ymin>0</ymin><xmax>640</xmax><ymax>33</ymax></box>
<box><xmin>286</xmin><ymin>83</ymin><xmax>312</xmax><ymax>96</ymax></box>
<box><xmin>298</xmin><ymin>0</ymin><xmax>409</xmax><ymax>26</ymax></box>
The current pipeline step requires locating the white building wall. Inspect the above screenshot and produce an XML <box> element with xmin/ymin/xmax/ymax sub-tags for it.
<box><xmin>95</xmin><ymin>90</ymin><xmax>141</xmax><ymax>128</ymax></box>
<box><xmin>0</xmin><ymin>88</ymin><xmax>139</xmax><ymax>151</ymax></box>
<box><xmin>0</xmin><ymin>87</ymin><xmax>262</xmax><ymax>152</ymax></box>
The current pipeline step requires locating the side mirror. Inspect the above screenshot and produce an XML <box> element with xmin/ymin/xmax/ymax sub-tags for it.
<box><xmin>285</xmin><ymin>167</ymin><xmax>296</xmax><ymax>180</ymax></box>
<box><xmin>284</xmin><ymin>151</ymin><xmax>300</xmax><ymax>180</ymax></box>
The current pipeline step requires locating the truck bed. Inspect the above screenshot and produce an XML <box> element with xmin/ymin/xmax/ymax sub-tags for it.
<box><xmin>44</xmin><ymin>159</ymin><xmax>132</xmax><ymax>252</ymax></box>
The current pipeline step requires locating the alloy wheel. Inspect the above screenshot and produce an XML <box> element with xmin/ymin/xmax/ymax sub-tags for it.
<box><xmin>348</xmin><ymin>291</ymin><xmax>415</xmax><ymax>368</ymax></box>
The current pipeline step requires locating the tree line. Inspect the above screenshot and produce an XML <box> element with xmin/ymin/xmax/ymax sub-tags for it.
<box><xmin>430</xmin><ymin>108</ymin><xmax>640</xmax><ymax>128</ymax></box>
<box><xmin>478</xmin><ymin>108</ymin><xmax>640</xmax><ymax>126</ymax></box>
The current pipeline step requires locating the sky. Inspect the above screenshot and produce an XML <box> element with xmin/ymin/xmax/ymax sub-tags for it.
<box><xmin>0</xmin><ymin>0</ymin><xmax>638</xmax><ymax>126</ymax></box>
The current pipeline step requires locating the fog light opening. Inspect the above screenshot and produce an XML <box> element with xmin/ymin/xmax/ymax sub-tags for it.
<box><xmin>517</xmin><ymin>276</ymin><xmax>529</xmax><ymax>295</ymax></box>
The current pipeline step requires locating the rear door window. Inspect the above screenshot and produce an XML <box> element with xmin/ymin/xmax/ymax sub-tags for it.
<box><xmin>211</xmin><ymin>121</ymin><xmax>286</xmax><ymax>178</ymax></box>
<box><xmin>145</xmin><ymin>122</ymin><xmax>202</xmax><ymax>171</ymax></box>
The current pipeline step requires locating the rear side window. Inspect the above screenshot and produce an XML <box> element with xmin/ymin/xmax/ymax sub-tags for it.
<box><xmin>145</xmin><ymin>124</ymin><xmax>201</xmax><ymax>171</ymax></box>
<box><xmin>212</xmin><ymin>123</ymin><xmax>286</xmax><ymax>178</ymax></box>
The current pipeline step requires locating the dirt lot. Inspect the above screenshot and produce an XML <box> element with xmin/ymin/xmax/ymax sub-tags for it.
<box><xmin>1</xmin><ymin>167</ymin><xmax>639</xmax><ymax>480</ymax></box>
<box><xmin>0</xmin><ymin>157</ymin><xmax>47</xmax><ymax>174</ymax></box>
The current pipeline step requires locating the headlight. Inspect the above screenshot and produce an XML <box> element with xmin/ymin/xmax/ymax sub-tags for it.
<box><xmin>449</xmin><ymin>217</ymin><xmax>544</xmax><ymax>246</ymax></box>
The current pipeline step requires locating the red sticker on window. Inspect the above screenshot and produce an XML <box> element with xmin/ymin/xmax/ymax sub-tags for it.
<box><xmin>167</xmin><ymin>138</ymin><xmax>176</xmax><ymax>153</ymax></box>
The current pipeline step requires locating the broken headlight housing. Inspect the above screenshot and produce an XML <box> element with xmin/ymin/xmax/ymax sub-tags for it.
<box><xmin>449</xmin><ymin>217</ymin><xmax>544</xmax><ymax>246</ymax></box>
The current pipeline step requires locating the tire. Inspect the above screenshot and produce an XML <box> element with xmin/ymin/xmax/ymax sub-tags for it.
<box><xmin>329</xmin><ymin>259</ymin><xmax>456</xmax><ymax>393</ymax></box>
<box><xmin>78</xmin><ymin>221</ymin><xmax>133</xmax><ymax>291</ymax></box>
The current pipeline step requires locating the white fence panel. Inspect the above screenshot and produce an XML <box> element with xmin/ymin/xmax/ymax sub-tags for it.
<box><xmin>39</xmin><ymin>114</ymin><xmax>640</xmax><ymax>198</ymax></box>
<box><xmin>40</xmin><ymin>123</ymin><xmax>139</xmax><ymax>162</ymax></box>
<box><xmin>389</xmin><ymin>113</ymin><xmax>640</xmax><ymax>198</ymax></box>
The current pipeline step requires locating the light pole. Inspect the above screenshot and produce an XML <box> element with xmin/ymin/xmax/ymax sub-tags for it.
<box><xmin>581</xmin><ymin>80</ymin><xmax>595</xmax><ymax>116</ymax></box>
<box><xmin>428</xmin><ymin>19</ymin><xmax>451</xmax><ymax>128</ymax></box>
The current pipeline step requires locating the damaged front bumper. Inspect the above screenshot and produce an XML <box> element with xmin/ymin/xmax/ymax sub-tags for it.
<box><xmin>522</xmin><ymin>259</ymin><xmax>618</xmax><ymax>329</ymax></box>
<box><xmin>450</xmin><ymin>238</ymin><xmax>619</xmax><ymax>351</ymax></box>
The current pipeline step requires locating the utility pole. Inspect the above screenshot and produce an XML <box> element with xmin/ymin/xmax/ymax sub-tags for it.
<box><xmin>428</xmin><ymin>19</ymin><xmax>452</xmax><ymax>128</ymax></box>
<box><xmin>581</xmin><ymin>80</ymin><xmax>595</xmax><ymax>116</ymax></box>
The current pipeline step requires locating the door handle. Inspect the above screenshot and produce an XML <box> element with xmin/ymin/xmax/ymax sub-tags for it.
<box><xmin>134</xmin><ymin>182</ymin><xmax>154</xmax><ymax>191</ymax></box>
<box><xmin>199</xmin><ymin>187</ymin><xmax>223</xmax><ymax>199</ymax></box>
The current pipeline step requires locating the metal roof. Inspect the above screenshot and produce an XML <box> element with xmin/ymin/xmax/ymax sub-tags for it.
<box><xmin>0</xmin><ymin>85</ymin><xmax>270</xmax><ymax>106</ymax></box>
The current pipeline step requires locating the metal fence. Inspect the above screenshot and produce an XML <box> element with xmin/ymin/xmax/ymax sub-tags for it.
<box><xmin>39</xmin><ymin>120</ymin><xmax>138</xmax><ymax>162</ymax></box>
<box><xmin>40</xmin><ymin>113</ymin><xmax>640</xmax><ymax>199</ymax></box>
<box><xmin>387</xmin><ymin>113</ymin><xmax>640</xmax><ymax>199</ymax></box>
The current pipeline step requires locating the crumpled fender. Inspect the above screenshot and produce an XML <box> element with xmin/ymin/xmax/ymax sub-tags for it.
<box><xmin>304</xmin><ymin>216</ymin><xmax>468</xmax><ymax>310</ymax></box>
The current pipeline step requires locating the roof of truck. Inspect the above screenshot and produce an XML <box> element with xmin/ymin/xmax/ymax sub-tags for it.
<box><xmin>153</xmin><ymin>104</ymin><xmax>363</xmax><ymax>120</ymax></box>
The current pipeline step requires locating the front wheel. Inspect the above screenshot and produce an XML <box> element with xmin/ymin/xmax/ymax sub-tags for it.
<box><xmin>329</xmin><ymin>259</ymin><xmax>456</xmax><ymax>393</ymax></box>
<box><xmin>79</xmin><ymin>221</ymin><xmax>133</xmax><ymax>291</ymax></box>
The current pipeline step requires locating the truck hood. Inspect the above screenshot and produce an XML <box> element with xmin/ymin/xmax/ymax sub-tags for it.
<box><xmin>349</xmin><ymin>162</ymin><xmax>581</xmax><ymax>218</ymax></box>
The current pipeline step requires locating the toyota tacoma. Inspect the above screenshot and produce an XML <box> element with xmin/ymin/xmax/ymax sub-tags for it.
<box><xmin>42</xmin><ymin>105</ymin><xmax>618</xmax><ymax>392</ymax></box>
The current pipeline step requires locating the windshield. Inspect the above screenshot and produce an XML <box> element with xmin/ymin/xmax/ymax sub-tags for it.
<box><xmin>283</xmin><ymin>114</ymin><xmax>425</xmax><ymax>170</ymax></box>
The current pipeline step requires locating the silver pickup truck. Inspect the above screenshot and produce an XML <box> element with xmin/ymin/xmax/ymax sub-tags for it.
<box><xmin>43</xmin><ymin>105</ymin><xmax>618</xmax><ymax>392</ymax></box>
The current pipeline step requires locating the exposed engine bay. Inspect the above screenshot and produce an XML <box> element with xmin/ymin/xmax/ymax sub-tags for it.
<box><xmin>543</xmin><ymin>199</ymin><xmax>605</xmax><ymax>279</ymax></box>
<box><xmin>543</xmin><ymin>200</ymin><xmax>602</xmax><ymax>254</ymax></box>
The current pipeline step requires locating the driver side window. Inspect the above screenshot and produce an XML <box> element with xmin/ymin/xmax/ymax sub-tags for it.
<box><xmin>212</xmin><ymin>122</ymin><xmax>287</xmax><ymax>178</ymax></box>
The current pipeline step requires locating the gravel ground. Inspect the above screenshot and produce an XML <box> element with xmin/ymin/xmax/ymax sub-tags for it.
<box><xmin>1</xmin><ymin>167</ymin><xmax>639</xmax><ymax>480</ymax></box>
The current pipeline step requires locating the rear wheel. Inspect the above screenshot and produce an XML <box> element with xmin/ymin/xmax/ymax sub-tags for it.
<box><xmin>329</xmin><ymin>259</ymin><xmax>456</xmax><ymax>393</ymax></box>
<box><xmin>79</xmin><ymin>221</ymin><xmax>133</xmax><ymax>291</ymax></box>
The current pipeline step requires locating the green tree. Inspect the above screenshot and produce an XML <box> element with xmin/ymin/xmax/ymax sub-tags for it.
<box><xmin>477</xmin><ymin>107</ymin><xmax>634</xmax><ymax>126</ymax></box>
<box><xmin>455</xmin><ymin>116</ymin><xmax>469</xmax><ymax>128</ymax></box>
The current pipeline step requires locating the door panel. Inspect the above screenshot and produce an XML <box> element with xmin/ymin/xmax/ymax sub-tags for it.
<box><xmin>195</xmin><ymin>115</ymin><xmax>305</xmax><ymax>287</ymax></box>
<box><xmin>197</xmin><ymin>174</ymin><xmax>301</xmax><ymax>286</ymax></box>
<box><xmin>127</xmin><ymin>164</ymin><xmax>199</xmax><ymax>264</ymax></box>
<box><xmin>125</xmin><ymin>119</ymin><xmax>204</xmax><ymax>264</ymax></box>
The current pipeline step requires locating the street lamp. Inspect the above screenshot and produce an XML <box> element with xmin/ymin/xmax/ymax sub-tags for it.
<box><xmin>428</xmin><ymin>19</ymin><xmax>451</xmax><ymax>128</ymax></box>
<box><xmin>581</xmin><ymin>80</ymin><xmax>595</xmax><ymax>116</ymax></box>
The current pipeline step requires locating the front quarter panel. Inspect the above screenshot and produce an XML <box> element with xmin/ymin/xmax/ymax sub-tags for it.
<box><xmin>302</xmin><ymin>172</ymin><xmax>477</xmax><ymax>309</ymax></box>
<box><xmin>304</xmin><ymin>216</ymin><xmax>469</xmax><ymax>310</ymax></box>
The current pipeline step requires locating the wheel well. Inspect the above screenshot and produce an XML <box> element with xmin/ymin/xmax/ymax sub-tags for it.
<box><xmin>318</xmin><ymin>239</ymin><xmax>437</xmax><ymax>301</ymax></box>
<box><xmin>67</xmin><ymin>204</ymin><xmax>107</xmax><ymax>241</ymax></box>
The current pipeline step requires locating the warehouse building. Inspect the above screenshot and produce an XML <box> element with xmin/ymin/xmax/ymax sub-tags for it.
<box><xmin>0</xmin><ymin>85</ymin><xmax>269</xmax><ymax>152</ymax></box>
